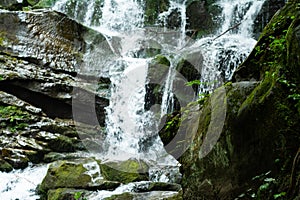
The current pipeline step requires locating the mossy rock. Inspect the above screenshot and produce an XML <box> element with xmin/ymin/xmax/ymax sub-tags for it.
<box><xmin>147</xmin><ymin>55</ymin><xmax>171</xmax><ymax>82</ymax></box>
<box><xmin>0</xmin><ymin>159</ymin><xmax>13</xmax><ymax>172</ymax></box>
<box><xmin>100</xmin><ymin>159</ymin><xmax>149</xmax><ymax>184</ymax></box>
<box><xmin>47</xmin><ymin>188</ymin><xmax>90</xmax><ymax>200</ymax></box>
<box><xmin>40</xmin><ymin>160</ymin><xmax>92</xmax><ymax>192</ymax></box>
<box><xmin>181</xmin><ymin>2</ymin><xmax>300</xmax><ymax>199</ymax></box>
<box><xmin>144</xmin><ymin>0</ymin><xmax>170</xmax><ymax>26</ymax></box>
<box><xmin>1</xmin><ymin>148</ymin><xmax>30</xmax><ymax>169</ymax></box>
<box><xmin>39</xmin><ymin>158</ymin><xmax>120</xmax><ymax>194</ymax></box>
<box><xmin>47</xmin><ymin>135</ymin><xmax>76</xmax><ymax>152</ymax></box>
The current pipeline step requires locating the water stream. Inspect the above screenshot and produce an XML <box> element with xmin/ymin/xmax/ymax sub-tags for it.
<box><xmin>0</xmin><ymin>0</ymin><xmax>265</xmax><ymax>199</ymax></box>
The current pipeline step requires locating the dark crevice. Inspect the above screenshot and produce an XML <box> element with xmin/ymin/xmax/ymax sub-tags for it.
<box><xmin>0</xmin><ymin>81</ymin><xmax>109</xmax><ymax>126</ymax></box>
<box><xmin>0</xmin><ymin>82</ymin><xmax>72</xmax><ymax>119</ymax></box>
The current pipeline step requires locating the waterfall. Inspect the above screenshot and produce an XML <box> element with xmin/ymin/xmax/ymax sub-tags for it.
<box><xmin>100</xmin><ymin>0</ymin><xmax>144</xmax><ymax>32</ymax></box>
<box><xmin>0</xmin><ymin>1</ymin><xmax>266</xmax><ymax>199</ymax></box>
<box><xmin>51</xmin><ymin>0</ymin><xmax>266</xmax><ymax>173</ymax></box>
<box><xmin>197</xmin><ymin>0</ymin><xmax>265</xmax><ymax>93</ymax></box>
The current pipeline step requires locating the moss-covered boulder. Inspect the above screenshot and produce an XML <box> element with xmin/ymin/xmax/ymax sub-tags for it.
<box><xmin>100</xmin><ymin>159</ymin><xmax>149</xmax><ymax>184</ymax></box>
<box><xmin>180</xmin><ymin>2</ymin><xmax>300</xmax><ymax>199</ymax></box>
<box><xmin>39</xmin><ymin>158</ymin><xmax>120</xmax><ymax>194</ymax></box>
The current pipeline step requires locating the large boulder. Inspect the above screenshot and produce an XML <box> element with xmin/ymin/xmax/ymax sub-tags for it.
<box><xmin>39</xmin><ymin>158</ymin><xmax>120</xmax><ymax>193</ymax></box>
<box><xmin>179</xmin><ymin>2</ymin><xmax>300</xmax><ymax>199</ymax></box>
<box><xmin>100</xmin><ymin>159</ymin><xmax>149</xmax><ymax>184</ymax></box>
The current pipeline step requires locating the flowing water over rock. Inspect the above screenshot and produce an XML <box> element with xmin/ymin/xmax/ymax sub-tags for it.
<box><xmin>0</xmin><ymin>0</ymin><xmax>266</xmax><ymax>199</ymax></box>
<box><xmin>0</xmin><ymin>164</ymin><xmax>48</xmax><ymax>199</ymax></box>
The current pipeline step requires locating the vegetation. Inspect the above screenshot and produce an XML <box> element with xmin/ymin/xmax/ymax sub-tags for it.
<box><xmin>0</xmin><ymin>105</ymin><xmax>30</xmax><ymax>133</ymax></box>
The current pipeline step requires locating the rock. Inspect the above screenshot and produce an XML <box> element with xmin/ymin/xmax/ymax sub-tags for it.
<box><xmin>176</xmin><ymin>50</ymin><xmax>203</xmax><ymax>92</ymax></box>
<box><xmin>186</xmin><ymin>0</ymin><xmax>219</xmax><ymax>37</ymax></box>
<box><xmin>104</xmin><ymin>192</ymin><xmax>134</xmax><ymax>200</ymax></box>
<box><xmin>145</xmin><ymin>55</ymin><xmax>170</xmax><ymax>111</ymax></box>
<box><xmin>180</xmin><ymin>3</ymin><xmax>300</xmax><ymax>199</ymax></box>
<box><xmin>39</xmin><ymin>158</ymin><xmax>120</xmax><ymax>194</ymax></box>
<box><xmin>43</xmin><ymin>152</ymin><xmax>84</xmax><ymax>163</ymax></box>
<box><xmin>144</xmin><ymin>0</ymin><xmax>169</xmax><ymax>25</ymax></box>
<box><xmin>0</xmin><ymin>158</ymin><xmax>13</xmax><ymax>172</ymax></box>
<box><xmin>253</xmin><ymin>0</ymin><xmax>286</xmax><ymax>39</ymax></box>
<box><xmin>47</xmin><ymin>188</ymin><xmax>91</xmax><ymax>200</ymax></box>
<box><xmin>0</xmin><ymin>0</ymin><xmax>22</xmax><ymax>10</ymax></box>
<box><xmin>104</xmin><ymin>190</ymin><xmax>183</xmax><ymax>200</ymax></box>
<box><xmin>100</xmin><ymin>159</ymin><xmax>149</xmax><ymax>184</ymax></box>
<box><xmin>286</xmin><ymin>8</ymin><xmax>300</xmax><ymax>82</ymax></box>
<box><xmin>147</xmin><ymin>182</ymin><xmax>182</xmax><ymax>192</ymax></box>
<box><xmin>1</xmin><ymin>148</ymin><xmax>30</xmax><ymax>169</ymax></box>
<box><xmin>0</xmin><ymin>10</ymin><xmax>111</xmax><ymax>125</ymax></box>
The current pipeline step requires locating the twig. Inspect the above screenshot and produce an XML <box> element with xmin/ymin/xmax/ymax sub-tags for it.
<box><xmin>212</xmin><ymin>22</ymin><xmax>242</xmax><ymax>41</ymax></box>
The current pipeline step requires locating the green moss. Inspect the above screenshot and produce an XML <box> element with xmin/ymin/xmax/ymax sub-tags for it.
<box><xmin>47</xmin><ymin>188</ymin><xmax>88</xmax><ymax>200</ymax></box>
<box><xmin>0</xmin><ymin>105</ymin><xmax>30</xmax><ymax>132</ymax></box>
<box><xmin>47</xmin><ymin>188</ymin><xmax>66</xmax><ymax>200</ymax></box>
<box><xmin>40</xmin><ymin>161</ymin><xmax>92</xmax><ymax>192</ymax></box>
<box><xmin>0</xmin><ymin>31</ymin><xmax>7</xmax><ymax>46</ymax></box>
<box><xmin>100</xmin><ymin>159</ymin><xmax>149</xmax><ymax>184</ymax></box>
<box><xmin>144</xmin><ymin>0</ymin><xmax>169</xmax><ymax>25</ymax></box>
<box><xmin>47</xmin><ymin>135</ymin><xmax>76</xmax><ymax>152</ymax></box>
<box><xmin>33</xmin><ymin>0</ymin><xmax>58</xmax><ymax>8</ymax></box>
<box><xmin>153</xmin><ymin>55</ymin><xmax>170</xmax><ymax>66</ymax></box>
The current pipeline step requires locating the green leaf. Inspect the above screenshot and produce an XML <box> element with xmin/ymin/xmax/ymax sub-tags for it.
<box><xmin>274</xmin><ymin>192</ymin><xmax>286</xmax><ymax>199</ymax></box>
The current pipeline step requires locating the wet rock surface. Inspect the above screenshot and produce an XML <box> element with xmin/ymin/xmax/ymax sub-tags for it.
<box><xmin>180</xmin><ymin>2</ymin><xmax>300</xmax><ymax>199</ymax></box>
<box><xmin>0</xmin><ymin>7</ymin><xmax>183</xmax><ymax>199</ymax></box>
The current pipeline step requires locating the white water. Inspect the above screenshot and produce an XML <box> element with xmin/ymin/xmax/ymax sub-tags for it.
<box><xmin>0</xmin><ymin>164</ymin><xmax>48</xmax><ymax>200</ymax></box>
<box><xmin>100</xmin><ymin>0</ymin><xmax>144</xmax><ymax>32</ymax></box>
<box><xmin>0</xmin><ymin>0</ymin><xmax>265</xmax><ymax>198</ymax></box>
<box><xmin>197</xmin><ymin>0</ymin><xmax>265</xmax><ymax>93</ymax></box>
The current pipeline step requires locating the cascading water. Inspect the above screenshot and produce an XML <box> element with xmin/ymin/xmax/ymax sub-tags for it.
<box><xmin>197</xmin><ymin>0</ymin><xmax>265</xmax><ymax>93</ymax></box>
<box><xmin>0</xmin><ymin>0</ymin><xmax>266</xmax><ymax>199</ymax></box>
<box><xmin>0</xmin><ymin>164</ymin><xmax>48</xmax><ymax>199</ymax></box>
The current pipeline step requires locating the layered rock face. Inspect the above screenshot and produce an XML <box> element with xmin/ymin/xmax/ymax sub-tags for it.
<box><xmin>0</xmin><ymin>9</ymin><xmax>111</xmax><ymax>171</ymax></box>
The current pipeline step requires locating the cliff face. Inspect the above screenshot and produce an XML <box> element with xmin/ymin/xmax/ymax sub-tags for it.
<box><xmin>0</xmin><ymin>9</ymin><xmax>111</xmax><ymax>172</ymax></box>
<box><xmin>179</xmin><ymin>1</ymin><xmax>300</xmax><ymax>199</ymax></box>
